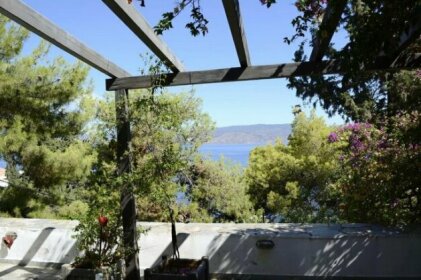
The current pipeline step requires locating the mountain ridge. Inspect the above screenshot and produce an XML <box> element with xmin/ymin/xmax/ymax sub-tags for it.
<box><xmin>208</xmin><ymin>124</ymin><xmax>291</xmax><ymax>145</ymax></box>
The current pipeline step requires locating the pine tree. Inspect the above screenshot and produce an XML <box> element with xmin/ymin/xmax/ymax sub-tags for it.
<box><xmin>0</xmin><ymin>16</ymin><xmax>96</xmax><ymax>216</ymax></box>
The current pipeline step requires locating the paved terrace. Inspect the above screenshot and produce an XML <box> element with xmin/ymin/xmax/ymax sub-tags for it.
<box><xmin>1</xmin><ymin>218</ymin><xmax>421</xmax><ymax>279</ymax></box>
<box><xmin>0</xmin><ymin>263</ymin><xmax>60</xmax><ymax>280</ymax></box>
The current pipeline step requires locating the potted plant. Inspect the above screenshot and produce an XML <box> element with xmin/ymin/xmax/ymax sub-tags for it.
<box><xmin>61</xmin><ymin>186</ymin><xmax>134</xmax><ymax>280</ymax></box>
<box><xmin>143</xmin><ymin>209</ymin><xmax>209</xmax><ymax>280</ymax></box>
<box><xmin>144</xmin><ymin>256</ymin><xmax>209</xmax><ymax>280</ymax></box>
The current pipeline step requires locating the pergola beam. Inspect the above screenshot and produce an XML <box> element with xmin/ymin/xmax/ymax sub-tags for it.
<box><xmin>102</xmin><ymin>0</ymin><xmax>185</xmax><ymax>73</ymax></box>
<box><xmin>0</xmin><ymin>0</ymin><xmax>130</xmax><ymax>78</ymax></box>
<box><xmin>106</xmin><ymin>54</ymin><xmax>421</xmax><ymax>90</ymax></box>
<box><xmin>222</xmin><ymin>0</ymin><xmax>251</xmax><ymax>67</ymax></box>
<box><xmin>310</xmin><ymin>0</ymin><xmax>347</xmax><ymax>62</ymax></box>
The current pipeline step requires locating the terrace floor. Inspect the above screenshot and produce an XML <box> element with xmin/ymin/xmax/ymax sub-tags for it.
<box><xmin>0</xmin><ymin>263</ymin><xmax>61</xmax><ymax>280</ymax></box>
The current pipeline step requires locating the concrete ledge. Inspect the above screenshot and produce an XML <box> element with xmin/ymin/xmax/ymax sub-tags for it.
<box><xmin>1</xmin><ymin>218</ymin><xmax>421</xmax><ymax>279</ymax></box>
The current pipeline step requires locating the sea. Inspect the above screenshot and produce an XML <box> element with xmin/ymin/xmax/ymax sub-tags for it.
<box><xmin>199</xmin><ymin>144</ymin><xmax>259</xmax><ymax>166</ymax></box>
<box><xmin>0</xmin><ymin>144</ymin><xmax>258</xmax><ymax>169</ymax></box>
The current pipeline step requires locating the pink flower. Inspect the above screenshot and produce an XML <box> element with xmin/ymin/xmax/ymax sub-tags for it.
<box><xmin>328</xmin><ymin>132</ymin><xmax>339</xmax><ymax>143</ymax></box>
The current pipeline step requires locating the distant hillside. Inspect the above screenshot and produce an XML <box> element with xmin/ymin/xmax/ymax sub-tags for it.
<box><xmin>208</xmin><ymin>124</ymin><xmax>292</xmax><ymax>145</ymax></box>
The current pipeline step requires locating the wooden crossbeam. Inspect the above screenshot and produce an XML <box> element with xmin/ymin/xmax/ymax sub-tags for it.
<box><xmin>102</xmin><ymin>0</ymin><xmax>185</xmax><ymax>73</ymax></box>
<box><xmin>222</xmin><ymin>0</ymin><xmax>251</xmax><ymax>67</ymax></box>
<box><xmin>310</xmin><ymin>0</ymin><xmax>347</xmax><ymax>62</ymax></box>
<box><xmin>0</xmin><ymin>0</ymin><xmax>130</xmax><ymax>78</ymax></box>
<box><xmin>106</xmin><ymin>54</ymin><xmax>421</xmax><ymax>90</ymax></box>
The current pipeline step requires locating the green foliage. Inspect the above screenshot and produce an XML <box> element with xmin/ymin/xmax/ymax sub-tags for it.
<box><xmin>246</xmin><ymin>142</ymin><xmax>299</xmax><ymax>215</ymax></box>
<box><xmin>95</xmin><ymin>88</ymin><xmax>214</xmax><ymax>222</ymax></box>
<box><xmin>0</xmin><ymin>211</ymin><xmax>12</xmax><ymax>218</ymax></box>
<box><xmin>288</xmin><ymin>2</ymin><xmax>421</xmax><ymax>122</ymax></box>
<box><xmin>245</xmin><ymin>110</ymin><xmax>340</xmax><ymax>222</ymax></box>
<box><xmin>0</xmin><ymin>16</ymin><xmax>96</xmax><ymax>205</ymax></box>
<box><xmin>185</xmin><ymin>157</ymin><xmax>259</xmax><ymax>223</ymax></box>
<box><xmin>322</xmin><ymin>71</ymin><xmax>420</xmax><ymax>227</ymax></box>
<box><xmin>246</xmin><ymin>73</ymin><xmax>420</xmax><ymax>226</ymax></box>
<box><xmin>58</xmin><ymin>200</ymin><xmax>89</xmax><ymax>220</ymax></box>
<box><xmin>0</xmin><ymin>16</ymin><xmax>28</xmax><ymax>61</ymax></box>
<box><xmin>0</xmin><ymin>183</ymin><xmax>89</xmax><ymax>219</ymax></box>
<box><xmin>385</xmin><ymin>71</ymin><xmax>421</xmax><ymax>120</ymax></box>
<box><xmin>138</xmin><ymin>0</ymin><xmax>276</xmax><ymax>35</ymax></box>
<box><xmin>329</xmin><ymin>112</ymin><xmax>421</xmax><ymax>227</ymax></box>
<box><xmin>0</xmin><ymin>16</ymin><xmax>96</xmax><ymax>219</ymax></box>
<box><xmin>73</xmin><ymin>185</ymin><xmax>127</xmax><ymax>270</ymax></box>
<box><xmin>0</xmin><ymin>185</ymin><xmax>36</xmax><ymax>217</ymax></box>
<box><xmin>152</xmin><ymin>0</ymin><xmax>209</xmax><ymax>36</ymax></box>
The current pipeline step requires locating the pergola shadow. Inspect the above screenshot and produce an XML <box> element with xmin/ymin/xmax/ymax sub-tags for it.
<box><xmin>0</xmin><ymin>227</ymin><xmax>76</xmax><ymax>279</ymax></box>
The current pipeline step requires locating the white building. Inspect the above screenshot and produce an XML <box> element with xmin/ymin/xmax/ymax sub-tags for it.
<box><xmin>0</xmin><ymin>168</ymin><xmax>8</xmax><ymax>188</ymax></box>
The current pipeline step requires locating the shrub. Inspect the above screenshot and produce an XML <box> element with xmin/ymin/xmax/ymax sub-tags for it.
<box><xmin>329</xmin><ymin>112</ymin><xmax>420</xmax><ymax>226</ymax></box>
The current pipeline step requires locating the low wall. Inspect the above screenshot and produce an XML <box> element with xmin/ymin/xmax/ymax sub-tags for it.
<box><xmin>0</xmin><ymin>218</ymin><xmax>78</xmax><ymax>267</ymax></box>
<box><xmin>1</xmin><ymin>218</ymin><xmax>421</xmax><ymax>278</ymax></box>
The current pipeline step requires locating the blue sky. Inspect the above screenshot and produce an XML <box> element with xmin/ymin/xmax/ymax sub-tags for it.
<box><xmin>21</xmin><ymin>0</ymin><xmax>345</xmax><ymax>127</ymax></box>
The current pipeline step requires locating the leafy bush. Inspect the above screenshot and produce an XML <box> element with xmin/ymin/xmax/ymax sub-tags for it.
<box><xmin>73</xmin><ymin>186</ymin><xmax>127</xmax><ymax>269</ymax></box>
<box><xmin>58</xmin><ymin>200</ymin><xmax>89</xmax><ymax>220</ymax></box>
<box><xmin>329</xmin><ymin>112</ymin><xmax>421</xmax><ymax>226</ymax></box>
<box><xmin>245</xmin><ymin>110</ymin><xmax>340</xmax><ymax>223</ymax></box>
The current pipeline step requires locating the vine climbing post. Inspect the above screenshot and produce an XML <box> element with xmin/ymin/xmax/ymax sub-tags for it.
<box><xmin>115</xmin><ymin>89</ymin><xmax>141</xmax><ymax>280</ymax></box>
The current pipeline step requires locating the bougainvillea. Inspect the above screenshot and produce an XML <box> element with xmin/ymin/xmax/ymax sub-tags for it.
<box><xmin>329</xmin><ymin>112</ymin><xmax>420</xmax><ymax>227</ymax></box>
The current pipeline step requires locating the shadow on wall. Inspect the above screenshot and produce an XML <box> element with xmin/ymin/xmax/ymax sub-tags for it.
<box><xmin>18</xmin><ymin>227</ymin><xmax>55</xmax><ymax>266</ymax></box>
<box><xmin>205</xmin><ymin>226</ymin><xmax>320</xmax><ymax>276</ymax></box>
<box><xmin>199</xmin><ymin>225</ymin><xmax>419</xmax><ymax>278</ymax></box>
<box><xmin>150</xmin><ymin>232</ymin><xmax>190</xmax><ymax>268</ymax></box>
<box><xmin>0</xmin><ymin>227</ymin><xmax>77</xmax><ymax>277</ymax></box>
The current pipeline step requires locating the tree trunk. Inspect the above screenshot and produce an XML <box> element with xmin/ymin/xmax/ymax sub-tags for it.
<box><xmin>115</xmin><ymin>89</ymin><xmax>141</xmax><ymax>280</ymax></box>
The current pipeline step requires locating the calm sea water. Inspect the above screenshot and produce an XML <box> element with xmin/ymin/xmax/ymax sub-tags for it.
<box><xmin>199</xmin><ymin>144</ymin><xmax>259</xmax><ymax>166</ymax></box>
<box><xmin>0</xmin><ymin>144</ymin><xmax>258</xmax><ymax>169</ymax></box>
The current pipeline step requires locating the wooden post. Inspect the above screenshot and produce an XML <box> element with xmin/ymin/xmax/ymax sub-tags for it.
<box><xmin>115</xmin><ymin>89</ymin><xmax>141</xmax><ymax>280</ymax></box>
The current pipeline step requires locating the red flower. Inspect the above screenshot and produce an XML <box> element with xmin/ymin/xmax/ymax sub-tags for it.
<box><xmin>98</xmin><ymin>215</ymin><xmax>109</xmax><ymax>227</ymax></box>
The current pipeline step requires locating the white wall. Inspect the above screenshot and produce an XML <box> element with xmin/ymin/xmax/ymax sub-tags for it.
<box><xmin>0</xmin><ymin>218</ymin><xmax>78</xmax><ymax>267</ymax></box>
<box><xmin>139</xmin><ymin>222</ymin><xmax>421</xmax><ymax>278</ymax></box>
<box><xmin>1</xmin><ymin>218</ymin><xmax>421</xmax><ymax>278</ymax></box>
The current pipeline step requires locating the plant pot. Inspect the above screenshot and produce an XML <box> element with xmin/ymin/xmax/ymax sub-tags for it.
<box><xmin>61</xmin><ymin>264</ymin><xmax>112</xmax><ymax>280</ymax></box>
<box><xmin>144</xmin><ymin>256</ymin><xmax>209</xmax><ymax>280</ymax></box>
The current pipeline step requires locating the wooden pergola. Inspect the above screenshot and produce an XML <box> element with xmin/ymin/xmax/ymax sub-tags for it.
<box><xmin>0</xmin><ymin>0</ymin><xmax>420</xmax><ymax>279</ymax></box>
